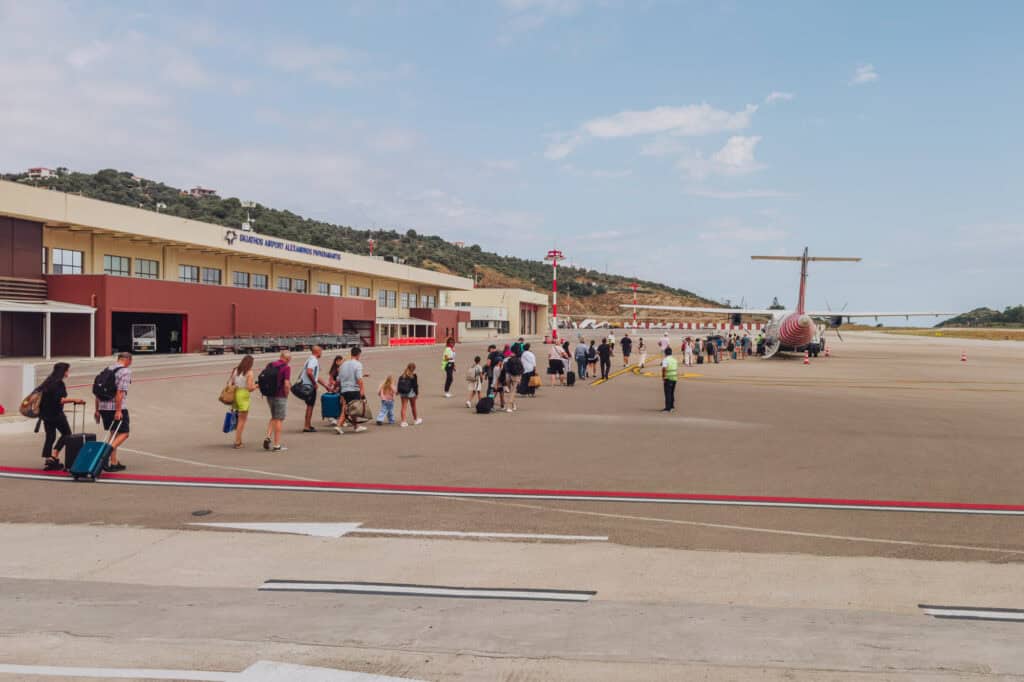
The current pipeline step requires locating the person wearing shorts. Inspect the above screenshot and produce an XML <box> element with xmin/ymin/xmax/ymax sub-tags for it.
<box><xmin>336</xmin><ymin>346</ymin><xmax>368</xmax><ymax>434</ymax></box>
<box><xmin>95</xmin><ymin>352</ymin><xmax>133</xmax><ymax>472</ymax></box>
<box><xmin>263</xmin><ymin>350</ymin><xmax>291</xmax><ymax>452</ymax></box>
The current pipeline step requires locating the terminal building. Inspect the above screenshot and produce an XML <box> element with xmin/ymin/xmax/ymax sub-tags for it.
<box><xmin>0</xmin><ymin>180</ymin><xmax>474</xmax><ymax>358</ymax></box>
<box><xmin>446</xmin><ymin>288</ymin><xmax>549</xmax><ymax>342</ymax></box>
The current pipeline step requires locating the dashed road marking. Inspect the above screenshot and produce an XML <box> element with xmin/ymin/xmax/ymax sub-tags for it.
<box><xmin>260</xmin><ymin>579</ymin><xmax>596</xmax><ymax>602</ymax></box>
<box><xmin>919</xmin><ymin>604</ymin><xmax>1024</xmax><ymax>622</ymax></box>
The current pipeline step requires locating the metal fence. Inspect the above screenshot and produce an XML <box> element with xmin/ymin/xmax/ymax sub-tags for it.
<box><xmin>201</xmin><ymin>333</ymin><xmax>362</xmax><ymax>355</ymax></box>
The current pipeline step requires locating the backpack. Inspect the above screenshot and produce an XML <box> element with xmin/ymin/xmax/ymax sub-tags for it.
<box><xmin>465</xmin><ymin>366</ymin><xmax>480</xmax><ymax>383</ymax></box>
<box><xmin>257</xmin><ymin>362</ymin><xmax>281</xmax><ymax>396</ymax></box>
<box><xmin>475</xmin><ymin>396</ymin><xmax>494</xmax><ymax>414</ymax></box>
<box><xmin>92</xmin><ymin>367</ymin><xmax>122</xmax><ymax>401</ymax></box>
<box><xmin>505</xmin><ymin>356</ymin><xmax>523</xmax><ymax>376</ymax></box>
<box><xmin>397</xmin><ymin>375</ymin><xmax>413</xmax><ymax>395</ymax></box>
<box><xmin>19</xmin><ymin>389</ymin><xmax>42</xmax><ymax>419</ymax></box>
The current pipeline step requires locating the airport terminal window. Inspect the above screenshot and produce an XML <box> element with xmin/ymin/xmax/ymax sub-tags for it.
<box><xmin>201</xmin><ymin>267</ymin><xmax>222</xmax><ymax>286</ymax></box>
<box><xmin>51</xmin><ymin>248</ymin><xmax>83</xmax><ymax>275</ymax></box>
<box><xmin>378</xmin><ymin>289</ymin><xmax>397</xmax><ymax>308</ymax></box>
<box><xmin>42</xmin><ymin>248</ymin><xmax>47</xmax><ymax>274</ymax></box>
<box><xmin>135</xmin><ymin>258</ymin><xmax>159</xmax><ymax>279</ymax></box>
<box><xmin>424</xmin><ymin>295</ymin><xmax>436</xmax><ymax>308</ymax></box>
<box><xmin>330</xmin><ymin>283</ymin><xmax>341</xmax><ymax>297</ymax></box>
<box><xmin>349</xmin><ymin>286</ymin><xmax>360</xmax><ymax>296</ymax></box>
<box><xmin>359</xmin><ymin>286</ymin><xmax>370</xmax><ymax>297</ymax></box>
<box><xmin>318</xmin><ymin>282</ymin><xmax>329</xmax><ymax>295</ymax></box>
<box><xmin>278</xmin><ymin>277</ymin><xmax>292</xmax><ymax>292</ymax></box>
<box><xmin>400</xmin><ymin>292</ymin><xmax>412</xmax><ymax>308</ymax></box>
<box><xmin>178</xmin><ymin>265</ymin><xmax>200</xmax><ymax>283</ymax></box>
<box><xmin>103</xmin><ymin>255</ymin><xmax>130</xmax><ymax>277</ymax></box>
<box><xmin>293</xmin><ymin>279</ymin><xmax>307</xmax><ymax>294</ymax></box>
<box><xmin>251</xmin><ymin>274</ymin><xmax>268</xmax><ymax>290</ymax></box>
<box><xmin>233</xmin><ymin>271</ymin><xmax>250</xmax><ymax>288</ymax></box>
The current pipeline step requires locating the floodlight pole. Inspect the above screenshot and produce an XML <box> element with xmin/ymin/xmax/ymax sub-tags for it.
<box><xmin>545</xmin><ymin>249</ymin><xmax>564</xmax><ymax>342</ymax></box>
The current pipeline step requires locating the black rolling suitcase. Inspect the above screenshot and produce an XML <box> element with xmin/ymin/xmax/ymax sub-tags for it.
<box><xmin>566</xmin><ymin>371</ymin><xmax>576</xmax><ymax>386</ymax></box>
<box><xmin>62</xmin><ymin>404</ymin><xmax>95</xmax><ymax>472</ymax></box>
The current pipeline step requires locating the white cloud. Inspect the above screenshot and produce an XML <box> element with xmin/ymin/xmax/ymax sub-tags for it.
<box><xmin>267</xmin><ymin>43</ymin><xmax>359</xmax><ymax>87</ymax></box>
<box><xmin>685</xmin><ymin>187</ymin><xmax>795</xmax><ymax>199</ymax></box>
<box><xmin>764</xmin><ymin>91</ymin><xmax>794</xmax><ymax>104</ymax></box>
<box><xmin>561</xmin><ymin>164</ymin><xmax>632</xmax><ymax>179</ymax></box>
<box><xmin>544</xmin><ymin>133</ymin><xmax>585</xmax><ymax>160</ymax></box>
<box><xmin>162</xmin><ymin>53</ymin><xmax>213</xmax><ymax>88</ymax></box>
<box><xmin>547</xmin><ymin>103</ymin><xmax>757</xmax><ymax>160</ymax></box>
<box><xmin>677</xmin><ymin>135</ymin><xmax>763</xmax><ymax>179</ymax></box>
<box><xmin>850</xmin><ymin>63</ymin><xmax>879</xmax><ymax>85</ymax></box>
<box><xmin>66</xmin><ymin>41</ymin><xmax>112</xmax><ymax>70</ymax></box>
<box><xmin>584</xmin><ymin>103</ymin><xmax>756</xmax><ymax>139</ymax></box>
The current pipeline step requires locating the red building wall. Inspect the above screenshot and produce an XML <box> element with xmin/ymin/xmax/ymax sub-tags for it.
<box><xmin>46</xmin><ymin>275</ymin><xmax>377</xmax><ymax>355</ymax></box>
<box><xmin>409</xmin><ymin>307</ymin><xmax>470</xmax><ymax>342</ymax></box>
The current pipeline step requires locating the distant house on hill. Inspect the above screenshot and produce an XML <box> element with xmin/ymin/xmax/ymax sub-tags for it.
<box><xmin>27</xmin><ymin>167</ymin><xmax>55</xmax><ymax>180</ymax></box>
<box><xmin>188</xmin><ymin>186</ymin><xmax>217</xmax><ymax>198</ymax></box>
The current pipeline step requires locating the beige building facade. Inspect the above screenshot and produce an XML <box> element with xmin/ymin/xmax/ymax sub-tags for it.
<box><xmin>447</xmin><ymin>288</ymin><xmax>550</xmax><ymax>341</ymax></box>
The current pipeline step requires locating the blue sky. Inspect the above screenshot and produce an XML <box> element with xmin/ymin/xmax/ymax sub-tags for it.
<box><xmin>2</xmin><ymin>0</ymin><xmax>1021</xmax><ymax>317</ymax></box>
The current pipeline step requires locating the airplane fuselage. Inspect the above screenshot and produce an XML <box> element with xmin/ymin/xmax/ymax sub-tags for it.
<box><xmin>762</xmin><ymin>311</ymin><xmax>818</xmax><ymax>357</ymax></box>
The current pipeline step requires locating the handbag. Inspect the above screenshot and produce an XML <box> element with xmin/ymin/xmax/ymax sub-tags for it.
<box><xmin>222</xmin><ymin>410</ymin><xmax>237</xmax><ymax>433</ymax></box>
<box><xmin>528</xmin><ymin>375</ymin><xmax>542</xmax><ymax>389</ymax></box>
<box><xmin>218</xmin><ymin>382</ymin><xmax>236</xmax><ymax>405</ymax></box>
<box><xmin>291</xmin><ymin>381</ymin><xmax>315</xmax><ymax>402</ymax></box>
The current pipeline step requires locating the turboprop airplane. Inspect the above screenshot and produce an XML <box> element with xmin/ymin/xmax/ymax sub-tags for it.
<box><xmin>621</xmin><ymin>247</ymin><xmax>952</xmax><ymax>358</ymax></box>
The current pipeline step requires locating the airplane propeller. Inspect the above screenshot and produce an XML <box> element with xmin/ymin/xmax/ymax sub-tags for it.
<box><xmin>822</xmin><ymin>300</ymin><xmax>849</xmax><ymax>342</ymax></box>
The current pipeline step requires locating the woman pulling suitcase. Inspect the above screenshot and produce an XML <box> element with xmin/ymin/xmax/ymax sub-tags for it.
<box><xmin>37</xmin><ymin>362</ymin><xmax>86</xmax><ymax>470</ymax></box>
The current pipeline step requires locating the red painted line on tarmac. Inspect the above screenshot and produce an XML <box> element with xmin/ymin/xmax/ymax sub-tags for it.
<box><xmin>1</xmin><ymin>465</ymin><xmax>1022</xmax><ymax>515</ymax></box>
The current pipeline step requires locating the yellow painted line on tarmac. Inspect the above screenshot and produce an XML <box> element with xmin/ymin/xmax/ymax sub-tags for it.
<box><xmin>591</xmin><ymin>364</ymin><xmax>702</xmax><ymax>385</ymax></box>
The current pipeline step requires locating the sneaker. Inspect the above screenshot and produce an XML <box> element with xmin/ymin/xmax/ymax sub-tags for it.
<box><xmin>444</xmin><ymin>393</ymin><xmax>453</xmax><ymax>398</ymax></box>
<box><xmin>104</xmin><ymin>463</ymin><xmax>126</xmax><ymax>472</ymax></box>
<box><xmin>505</xmin><ymin>408</ymin><xmax>513</xmax><ymax>413</ymax></box>
<box><xmin>272</xmin><ymin>445</ymin><xmax>287</xmax><ymax>452</ymax></box>
<box><xmin>43</xmin><ymin>458</ymin><xmax>62</xmax><ymax>471</ymax></box>
<box><xmin>400</xmin><ymin>422</ymin><xmax>409</xmax><ymax>428</ymax></box>
<box><xmin>413</xmin><ymin>418</ymin><xmax>423</xmax><ymax>425</ymax></box>
<box><xmin>354</xmin><ymin>425</ymin><xmax>368</xmax><ymax>433</ymax></box>
<box><xmin>375</xmin><ymin>420</ymin><xmax>383</xmax><ymax>426</ymax></box>
<box><xmin>465</xmin><ymin>400</ymin><xmax>472</xmax><ymax>408</ymax></box>
<box><xmin>302</xmin><ymin>427</ymin><xmax>317</xmax><ymax>433</ymax></box>
<box><xmin>262</xmin><ymin>438</ymin><xmax>271</xmax><ymax>451</ymax></box>
<box><xmin>334</xmin><ymin>426</ymin><xmax>344</xmax><ymax>435</ymax></box>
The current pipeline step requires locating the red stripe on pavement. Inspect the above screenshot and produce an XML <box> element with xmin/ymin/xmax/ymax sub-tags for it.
<box><xmin>1</xmin><ymin>465</ymin><xmax>1023</xmax><ymax>514</ymax></box>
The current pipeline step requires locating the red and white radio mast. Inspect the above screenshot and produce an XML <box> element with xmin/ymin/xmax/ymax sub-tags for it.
<box><xmin>630</xmin><ymin>282</ymin><xmax>639</xmax><ymax>327</ymax></box>
<box><xmin>545</xmin><ymin>249</ymin><xmax>564</xmax><ymax>342</ymax></box>
<box><xmin>367</xmin><ymin>238</ymin><xmax>376</xmax><ymax>256</ymax></box>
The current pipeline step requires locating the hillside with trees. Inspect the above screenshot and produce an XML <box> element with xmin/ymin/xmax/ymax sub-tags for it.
<box><xmin>3</xmin><ymin>168</ymin><xmax>717</xmax><ymax>318</ymax></box>
<box><xmin>937</xmin><ymin>306</ymin><xmax>1024</xmax><ymax>328</ymax></box>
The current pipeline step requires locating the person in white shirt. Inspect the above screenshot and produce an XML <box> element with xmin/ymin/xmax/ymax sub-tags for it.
<box><xmin>301</xmin><ymin>345</ymin><xmax>332</xmax><ymax>433</ymax></box>
<box><xmin>519</xmin><ymin>343</ymin><xmax>537</xmax><ymax>395</ymax></box>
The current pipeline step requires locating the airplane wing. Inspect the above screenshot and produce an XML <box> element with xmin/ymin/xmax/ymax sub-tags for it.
<box><xmin>806</xmin><ymin>311</ymin><xmax>954</xmax><ymax>319</ymax></box>
<box><xmin>618</xmin><ymin>304</ymin><xmax>778</xmax><ymax>315</ymax></box>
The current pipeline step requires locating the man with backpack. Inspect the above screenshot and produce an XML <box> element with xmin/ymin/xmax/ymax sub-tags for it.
<box><xmin>92</xmin><ymin>352</ymin><xmax>133</xmax><ymax>472</ymax></box>
<box><xmin>260</xmin><ymin>350</ymin><xmax>292</xmax><ymax>452</ymax></box>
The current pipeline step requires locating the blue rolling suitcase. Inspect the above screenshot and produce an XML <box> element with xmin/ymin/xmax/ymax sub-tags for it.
<box><xmin>69</xmin><ymin>421</ymin><xmax>121</xmax><ymax>481</ymax></box>
<box><xmin>321</xmin><ymin>392</ymin><xmax>342</xmax><ymax>421</ymax></box>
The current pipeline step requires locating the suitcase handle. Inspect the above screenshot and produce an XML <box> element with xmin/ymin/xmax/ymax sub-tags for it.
<box><xmin>104</xmin><ymin>419</ymin><xmax>123</xmax><ymax>445</ymax></box>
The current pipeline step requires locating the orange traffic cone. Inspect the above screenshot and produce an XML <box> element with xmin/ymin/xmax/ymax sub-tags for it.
<box><xmin>960</xmin><ymin>350</ymin><xmax>967</xmax><ymax>362</ymax></box>
<box><xmin>803</xmin><ymin>350</ymin><xmax>810</xmax><ymax>365</ymax></box>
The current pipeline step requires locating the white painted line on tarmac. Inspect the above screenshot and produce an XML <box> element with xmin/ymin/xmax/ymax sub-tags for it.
<box><xmin>121</xmin><ymin>448</ymin><xmax>322</xmax><ymax>482</ymax></box>
<box><xmin>0</xmin><ymin>660</ymin><xmax>423</xmax><ymax>681</ymax></box>
<box><xmin>190</xmin><ymin>521</ymin><xmax>607</xmax><ymax>542</ymax></box>
<box><xmin>260</xmin><ymin>579</ymin><xmax>596</xmax><ymax>602</ymax></box>
<box><xmin>350</xmin><ymin>527</ymin><xmax>608</xmax><ymax>541</ymax></box>
<box><xmin>920</xmin><ymin>604</ymin><xmax>1024</xmax><ymax>622</ymax></box>
<box><xmin>0</xmin><ymin>663</ymin><xmax>231</xmax><ymax>680</ymax></box>
<box><xmin>192</xmin><ymin>521</ymin><xmax>363</xmax><ymax>537</ymax></box>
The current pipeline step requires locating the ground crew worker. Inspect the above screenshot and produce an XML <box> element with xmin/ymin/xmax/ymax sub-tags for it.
<box><xmin>661</xmin><ymin>347</ymin><xmax>678</xmax><ymax>413</ymax></box>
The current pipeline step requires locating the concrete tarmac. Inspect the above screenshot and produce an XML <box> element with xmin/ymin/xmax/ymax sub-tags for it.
<box><xmin>1</xmin><ymin>332</ymin><xmax>1022</xmax><ymax>679</ymax></box>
